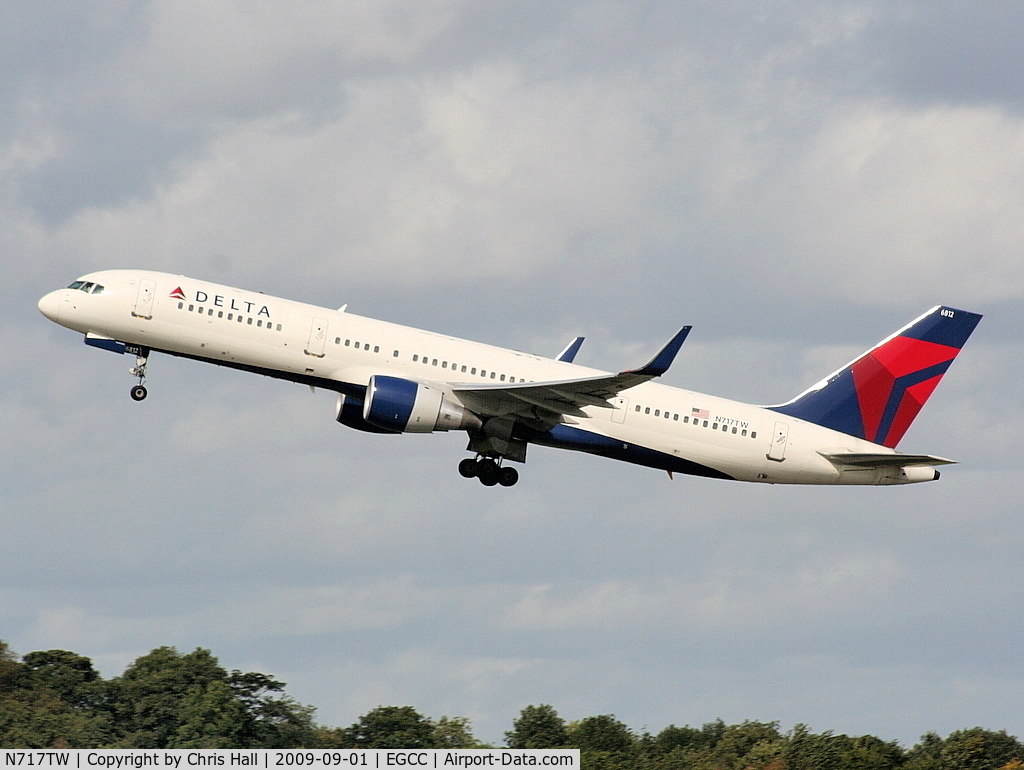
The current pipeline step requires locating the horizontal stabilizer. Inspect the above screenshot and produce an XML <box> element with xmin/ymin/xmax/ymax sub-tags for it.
<box><xmin>819</xmin><ymin>451</ymin><xmax>956</xmax><ymax>468</ymax></box>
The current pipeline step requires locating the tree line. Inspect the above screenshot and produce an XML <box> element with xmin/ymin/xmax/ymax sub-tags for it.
<box><xmin>1</xmin><ymin>641</ymin><xmax>1021</xmax><ymax>769</ymax></box>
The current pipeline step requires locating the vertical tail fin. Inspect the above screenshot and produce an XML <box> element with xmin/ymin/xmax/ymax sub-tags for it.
<box><xmin>770</xmin><ymin>306</ymin><xmax>982</xmax><ymax>447</ymax></box>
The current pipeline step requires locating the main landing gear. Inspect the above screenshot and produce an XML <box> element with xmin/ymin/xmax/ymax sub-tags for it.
<box><xmin>459</xmin><ymin>456</ymin><xmax>519</xmax><ymax>487</ymax></box>
<box><xmin>129</xmin><ymin>351</ymin><xmax>149</xmax><ymax>401</ymax></box>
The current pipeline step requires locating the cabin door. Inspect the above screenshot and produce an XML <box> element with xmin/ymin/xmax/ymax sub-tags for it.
<box><xmin>132</xmin><ymin>279</ymin><xmax>156</xmax><ymax>319</ymax></box>
<box><xmin>611</xmin><ymin>397</ymin><xmax>628</xmax><ymax>424</ymax></box>
<box><xmin>305</xmin><ymin>317</ymin><xmax>328</xmax><ymax>357</ymax></box>
<box><xmin>767</xmin><ymin>421</ymin><xmax>789</xmax><ymax>462</ymax></box>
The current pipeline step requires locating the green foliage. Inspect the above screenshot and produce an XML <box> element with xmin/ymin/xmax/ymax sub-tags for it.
<box><xmin>505</xmin><ymin>704</ymin><xmax>568</xmax><ymax>749</ymax></box>
<box><xmin>0</xmin><ymin>690</ymin><xmax>114</xmax><ymax>749</ymax></box>
<box><xmin>21</xmin><ymin>650</ymin><xmax>104</xmax><ymax>709</ymax></box>
<box><xmin>2</xmin><ymin>637</ymin><xmax>1024</xmax><ymax>765</ymax></box>
<box><xmin>0</xmin><ymin>642</ymin><xmax>23</xmax><ymax>694</ymax></box>
<box><xmin>652</xmin><ymin>721</ymin><xmax>723</xmax><ymax>754</ymax></box>
<box><xmin>433</xmin><ymin>715</ymin><xmax>482</xmax><ymax>748</ymax></box>
<box><xmin>0</xmin><ymin>642</ymin><xmax>315</xmax><ymax>749</ymax></box>
<box><xmin>340</xmin><ymin>706</ymin><xmax>437</xmax><ymax>749</ymax></box>
<box><xmin>904</xmin><ymin>727</ymin><xmax>1024</xmax><ymax>770</ymax></box>
<box><xmin>567</xmin><ymin>714</ymin><xmax>636</xmax><ymax>769</ymax></box>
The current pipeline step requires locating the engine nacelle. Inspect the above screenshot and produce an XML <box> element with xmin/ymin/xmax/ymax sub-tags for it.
<box><xmin>335</xmin><ymin>394</ymin><xmax>400</xmax><ymax>434</ymax></box>
<box><xmin>363</xmin><ymin>376</ymin><xmax>483</xmax><ymax>433</ymax></box>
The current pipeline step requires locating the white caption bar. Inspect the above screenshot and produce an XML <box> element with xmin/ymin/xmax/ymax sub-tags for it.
<box><xmin>0</xmin><ymin>751</ymin><xmax>579</xmax><ymax>769</ymax></box>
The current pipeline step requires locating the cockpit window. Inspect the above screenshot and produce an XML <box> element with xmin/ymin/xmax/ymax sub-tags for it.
<box><xmin>66</xmin><ymin>281</ymin><xmax>105</xmax><ymax>294</ymax></box>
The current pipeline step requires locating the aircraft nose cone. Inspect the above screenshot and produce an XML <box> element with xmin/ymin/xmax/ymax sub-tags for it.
<box><xmin>38</xmin><ymin>290</ymin><xmax>62</xmax><ymax>322</ymax></box>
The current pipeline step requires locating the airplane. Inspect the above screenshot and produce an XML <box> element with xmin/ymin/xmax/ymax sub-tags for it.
<box><xmin>37</xmin><ymin>270</ymin><xmax>982</xmax><ymax>487</ymax></box>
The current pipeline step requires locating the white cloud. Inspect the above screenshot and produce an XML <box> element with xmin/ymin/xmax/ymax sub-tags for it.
<box><xmin>499</xmin><ymin>550</ymin><xmax>902</xmax><ymax>635</ymax></box>
<box><xmin>763</xmin><ymin>102</ymin><xmax>1024</xmax><ymax>305</ymax></box>
<box><xmin>114</xmin><ymin>0</ymin><xmax>463</xmax><ymax>118</ymax></box>
<box><xmin>55</xmin><ymin>64</ymin><xmax>665</xmax><ymax>288</ymax></box>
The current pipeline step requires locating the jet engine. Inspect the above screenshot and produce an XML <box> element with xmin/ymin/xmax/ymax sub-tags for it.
<box><xmin>363</xmin><ymin>375</ymin><xmax>482</xmax><ymax>433</ymax></box>
<box><xmin>335</xmin><ymin>394</ymin><xmax>399</xmax><ymax>434</ymax></box>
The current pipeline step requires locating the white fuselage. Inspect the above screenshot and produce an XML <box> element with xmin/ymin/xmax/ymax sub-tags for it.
<box><xmin>38</xmin><ymin>269</ymin><xmax>931</xmax><ymax>485</ymax></box>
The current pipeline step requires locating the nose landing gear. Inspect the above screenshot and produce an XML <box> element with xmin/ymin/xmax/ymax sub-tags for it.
<box><xmin>458</xmin><ymin>456</ymin><xmax>519</xmax><ymax>487</ymax></box>
<box><xmin>129</xmin><ymin>350</ymin><xmax>149</xmax><ymax>401</ymax></box>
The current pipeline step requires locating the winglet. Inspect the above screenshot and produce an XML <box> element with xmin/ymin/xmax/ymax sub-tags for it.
<box><xmin>556</xmin><ymin>336</ymin><xmax>585</xmax><ymax>363</ymax></box>
<box><xmin>628</xmin><ymin>326</ymin><xmax>691</xmax><ymax>377</ymax></box>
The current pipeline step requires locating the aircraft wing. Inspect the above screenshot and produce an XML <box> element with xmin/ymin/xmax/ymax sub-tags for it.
<box><xmin>818</xmin><ymin>451</ymin><xmax>957</xmax><ymax>468</ymax></box>
<box><xmin>452</xmin><ymin>327</ymin><xmax>691</xmax><ymax>427</ymax></box>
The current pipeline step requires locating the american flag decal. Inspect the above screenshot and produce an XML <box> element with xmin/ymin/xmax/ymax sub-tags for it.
<box><xmin>691</xmin><ymin>407</ymin><xmax>709</xmax><ymax>419</ymax></box>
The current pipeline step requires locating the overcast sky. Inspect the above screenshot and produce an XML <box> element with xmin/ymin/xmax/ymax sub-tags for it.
<box><xmin>4</xmin><ymin>0</ymin><xmax>1024</xmax><ymax>746</ymax></box>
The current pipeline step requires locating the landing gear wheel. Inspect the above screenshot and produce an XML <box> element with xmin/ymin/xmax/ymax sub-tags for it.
<box><xmin>498</xmin><ymin>466</ymin><xmax>519</xmax><ymax>487</ymax></box>
<box><xmin>129</xmin><ymin>350</ymin><xmax>150</xmax><ymax>402</ymax></box>
<box><xmin>458</xmin><ymin>458</ymin><xmax>479</xmax><ymax>478</ymax></box>
<box><xmin>477</xmin><ymin>460</ymin><xmax>499</xmax><ymax>486</ymax></box>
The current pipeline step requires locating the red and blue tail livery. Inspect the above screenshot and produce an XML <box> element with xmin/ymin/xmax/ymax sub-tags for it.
<box><xmin>771</xmin><ymin>306</ymin><xmax>982</xmax><ymax>448</ymax></box>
